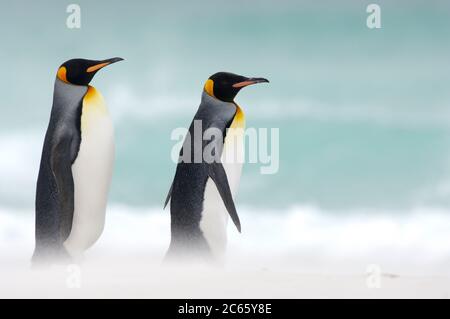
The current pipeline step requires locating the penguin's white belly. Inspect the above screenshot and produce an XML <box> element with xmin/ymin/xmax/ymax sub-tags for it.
<box><xmin>64</xmin><ymin>86</ymin><xmax>114</xmax><ymax>256</ymax></box>
<box><xmin>199</xmin><ymin>120</ymin><xmax>245</xmax><ymax>257</ymax></box>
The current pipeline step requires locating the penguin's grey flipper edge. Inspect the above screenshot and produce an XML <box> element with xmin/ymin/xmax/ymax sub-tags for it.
<box><xmin>50</xmin><ymin>132</ymin><xmax>75</xmax><ymax>242</ymax></box>
<box><xmin>163</xmin><ymin>181</ymin><xmax>173</xmax><ymax>210</ymax></box>
<box><xmin>209</xmin><ymin>162</ymin><xmax>241</xmax><ymax>233</ymax></box>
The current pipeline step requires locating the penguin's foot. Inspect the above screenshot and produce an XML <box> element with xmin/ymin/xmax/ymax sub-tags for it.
<box><xmin>31</xmin><ymin>245</ymin><xmax>74</xmax><ymax>268</ymax></box>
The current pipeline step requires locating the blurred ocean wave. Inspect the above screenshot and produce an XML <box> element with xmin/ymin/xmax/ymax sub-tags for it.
<box><xmin>106</xmin><ymin>85</ymin><xmax>450</xmax><ymax>128</ymax></box>
<box><xmin>1</xmin><ymin>110</ymin><xmax>450</xmax><ymax>210</ymax></box>
<box><xmin>0</xmin><ymin>0</ymin><xmax>450</xmax><ymax>212</ymax></box>
<box><xmin>1</xmin><ymin>204</ymin><xmax>449</xmax><ymax>275</ymax></box>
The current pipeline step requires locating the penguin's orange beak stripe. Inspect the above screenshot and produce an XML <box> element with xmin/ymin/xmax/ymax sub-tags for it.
<box><xmin>86</xmin><ymin>62</ymin><xmax>110</xmax><ymax>73</ymax></box>
<box><xmin>232</xmin><ymin>80</ymin><xmax>257</xmax><ymax>88</ymax></box>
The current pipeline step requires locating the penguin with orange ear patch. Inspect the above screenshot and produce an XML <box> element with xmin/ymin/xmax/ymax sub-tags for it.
<box><xmin>165</xmin><ymin>72</ymin><xmax>269</xmax><ymax>261</ymax></box>
<box><xmin>33</xmin><ymin>57</ymin><xmax>123</xmax><ymax>264</ymax></box>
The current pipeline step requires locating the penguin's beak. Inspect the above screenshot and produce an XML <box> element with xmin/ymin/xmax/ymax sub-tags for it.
<box><xmin>232</xmin><ymin>77</ymin><xmax>269</xmax><ymax>88</ymax></box>
<box><xmin>86</xmin><ymin>57</ymin><xmax>124</xmax><ymax>73</ymax></box>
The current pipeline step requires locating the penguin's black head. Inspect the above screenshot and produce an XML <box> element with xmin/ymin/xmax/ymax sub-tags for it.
<box><xmin>56</xmin><ymin>57</ymin><xmax>124</xmax><ymax>86</ymax></box>
<box><xmin>204</xmin><ymin>72</ymin><xmax>269</xmax><ymax>102</ymax></box>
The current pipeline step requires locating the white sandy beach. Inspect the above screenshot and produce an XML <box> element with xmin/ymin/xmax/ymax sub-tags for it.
<box><xmin>1</xmin><ymin>256</ymin><xmax>449</xmax><ymax>299</ymax></box>
<box><xmin>1</xmin><ymin>206</ymin><xmax>450</xmax><ymax>299</ymax></box>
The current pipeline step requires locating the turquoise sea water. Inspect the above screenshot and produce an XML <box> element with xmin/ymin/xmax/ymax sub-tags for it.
<box><xmin>0</xmin><ymin>0</ymin><xmax>449</xmax><ymax>213</ymax></box>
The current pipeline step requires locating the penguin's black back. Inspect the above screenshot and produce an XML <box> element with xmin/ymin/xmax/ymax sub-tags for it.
<box><xmin>33</xmin><ymin>79</ymin><xmax>87</xmax><ymax>262</ymax></box>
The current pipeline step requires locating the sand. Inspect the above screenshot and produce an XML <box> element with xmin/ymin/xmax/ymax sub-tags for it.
<box><xmin>1</xmin><ymin>255</ymin><xmax>449</xmax><ymax>299</ymax></box>
<box><xmin>1</xmin><ymin>209</ymin><xmax>449</xmax><ymax>299</ymax></box>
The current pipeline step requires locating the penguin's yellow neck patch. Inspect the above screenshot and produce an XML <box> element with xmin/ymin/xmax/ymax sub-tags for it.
<box><xmin>224</xmin><ymin>104</ymin><xmax>246</xmax><ymax>158</ymax></box>
<box><xmin>204</xmin><ymin>79</ymin><xmax>215</xmax><ymax>97</ymax></box>
<box><xmin>81</xmin><ymin>86</ymin><xmax>108</xmax><ymax>132</ymax></box>
<box><xmin>57</xmin><ymin>66</ymin><xmax>69</xmax><ymax>83</ymax></box>
<box><xmin>230</xmin><ymin>104</ymin><xmax>245</xmax><ymax>129</ymax></box>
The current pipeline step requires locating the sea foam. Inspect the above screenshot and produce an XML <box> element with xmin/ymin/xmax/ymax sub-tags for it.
<box><xmin>1</xmin><ymin>204</ymin><xmax>449</xmax><ymax>276</ymax></box>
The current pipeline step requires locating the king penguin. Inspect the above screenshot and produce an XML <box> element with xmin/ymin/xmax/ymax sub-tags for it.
<box><xmin>32</xmin><ymin>57</ymin><xmax>123</xmax><ymax>264</ymax></box>
<box><xmin>164</xmin><ymin>72</ymin><xmax>269</xmax><ymax>261</ymax></box>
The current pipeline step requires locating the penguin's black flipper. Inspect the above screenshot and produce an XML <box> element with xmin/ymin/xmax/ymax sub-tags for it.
<box><xmin>50</xmin><ymin>132</ymin><xmax>75</xmax><ymax>242</ymax></box>
<box><xmin>209</xmin><ymin>162</ymin><xmax>241</xmax><ymax>233</ymax></box>
<box><xmin>163</xmin><ymin>181</ymin><xmax>173</xmax><ymax>209</ymax></box>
